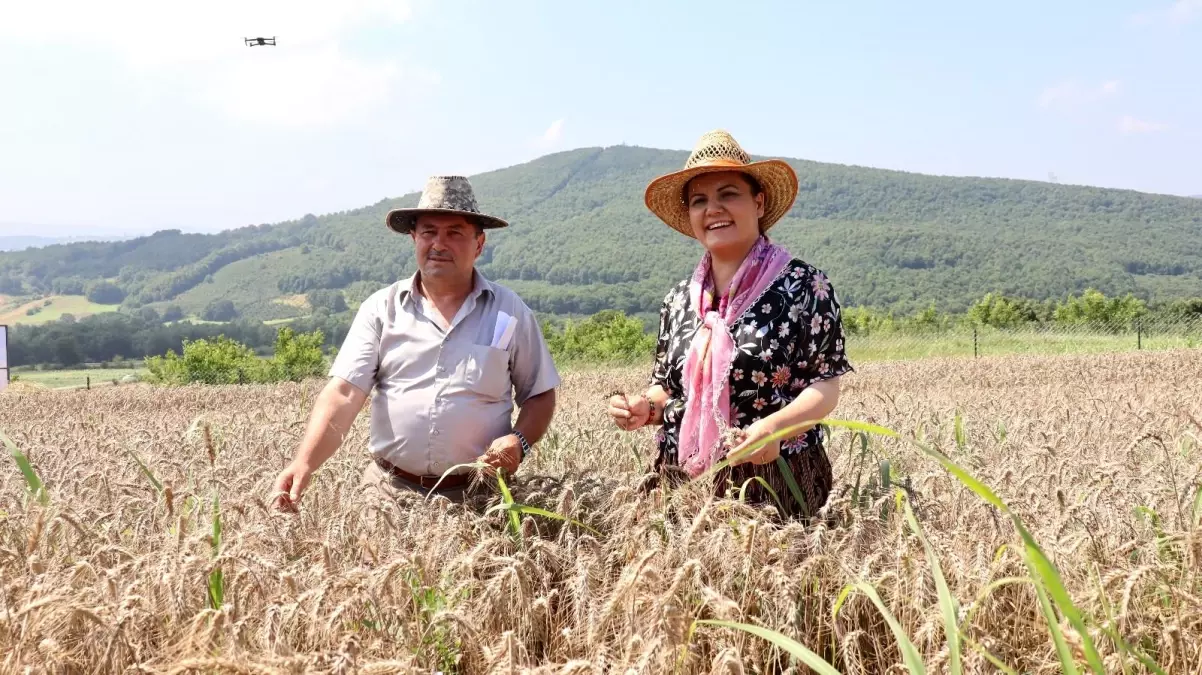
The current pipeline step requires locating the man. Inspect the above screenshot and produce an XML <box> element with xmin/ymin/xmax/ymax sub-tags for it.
<box><xmin>271</xmin><ymin>175</ymin><xmax>560</xmax><ymax>509</ymax></box>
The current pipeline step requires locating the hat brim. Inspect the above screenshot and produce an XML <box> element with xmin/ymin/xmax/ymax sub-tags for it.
<box><xmin>386</xmin><ymin>208</ymin><xmax>509</xmax><ymax>235</ymax></box>
<box><xmin>643</xmin><ymin>158</ymin><xmax>799</xmax><ymax>238</ymax></box>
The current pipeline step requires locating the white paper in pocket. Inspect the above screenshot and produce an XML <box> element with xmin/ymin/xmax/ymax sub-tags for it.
<box><xmin>491</xmin><ymin>311</ymin><xmax>516</xmax><ymax>350</ymax></box>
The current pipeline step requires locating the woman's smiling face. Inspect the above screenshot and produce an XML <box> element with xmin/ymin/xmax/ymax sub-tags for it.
<box><xmin>685</xmin><ymin>170</ymin><xmax>766</xmax><ymax>258</ymax></box>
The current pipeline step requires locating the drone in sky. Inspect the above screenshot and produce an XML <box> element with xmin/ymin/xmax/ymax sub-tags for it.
<box><xmin>244</xmin><ymin>36</ymin><xmax>277</xmax><ymax>47</ymax></box>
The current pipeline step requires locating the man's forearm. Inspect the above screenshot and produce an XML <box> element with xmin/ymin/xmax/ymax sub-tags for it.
<box><xmin>292</xmin><ymin>379</ymin><xmax>367</xmax><ymax>470</ymax></box>
<box><xmin>514</xmin><ymin>388</ymin><xmax>556</xmax><ymax>445</ymax></box>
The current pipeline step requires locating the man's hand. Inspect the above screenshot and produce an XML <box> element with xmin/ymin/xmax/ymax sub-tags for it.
<box><xmin>272</xmin><ymin>461</ymin><xmax>314</xmax><ymax>512</ymax></box>
<box><xmin>479</xmin><ymin>434</ymin><xmax>522</xmax><ymax>475</ymax></box>
<box><xmin>608</xmin><ymin>394</ymin><xmax>651</xmax><ymax>431</ymax></box>
<box><xmin>728</xmin><ymin>419</ymin><xmax>782</xmax><ymax>467</ymax></box>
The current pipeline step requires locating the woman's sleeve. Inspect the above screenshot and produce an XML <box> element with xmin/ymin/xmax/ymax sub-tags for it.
<box><xmin>649</xmin><ymin>288</ymin><xmax>674</xmax><ymax>390</ymax></box>
<box><xmin>649</xmin><ymin>287</ymin><xmax>687</xmax><ymax>427</ymax></box>
<box><xmin>811</xmin><ymin>278</ymin><xmax>854</xmax><ymax>381</ymax></box>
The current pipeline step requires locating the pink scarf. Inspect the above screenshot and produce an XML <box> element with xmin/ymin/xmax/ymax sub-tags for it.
<box><xmin>678</xmin><ymin>236</ymin><xmax>793</xmax><ymax>477</ymax></box>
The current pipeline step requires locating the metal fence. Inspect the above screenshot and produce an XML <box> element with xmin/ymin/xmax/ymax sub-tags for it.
<box><xmin>845</xmin><ymin>317</ymin><xmax>1202</xmax><ymax>363</ymax></box>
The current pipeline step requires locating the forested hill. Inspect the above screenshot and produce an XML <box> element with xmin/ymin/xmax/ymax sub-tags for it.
<box><xmin>2</xmin><ymin>145</ymin><xmax>1201</xmax><ymax>323</ymax></box>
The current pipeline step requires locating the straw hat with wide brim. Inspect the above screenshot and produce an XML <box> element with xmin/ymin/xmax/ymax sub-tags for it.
<box><xmin>386</xmin><ymin>175</ymin><xmax>509</xmax><ymax>234</ymax></box>
<box><xmin>644</xmin><ymin>130</ymin><xmax>799</xmax><ymax>238</ymax></box>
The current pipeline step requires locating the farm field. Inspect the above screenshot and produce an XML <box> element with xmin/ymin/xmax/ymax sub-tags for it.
<box><xmin>11</xmin><ymin>367</ymin><xmax>145</xmax><ymax>390</ymax></box>
<box><xmin>0</xmin><ymin>294</ymin><xmax>120</xmax><ymax>326</ymax></box>
<box><xmin>1</xmin><ymin>350</ymin><xmax>1201</xmax><ymax>673</ymax></box>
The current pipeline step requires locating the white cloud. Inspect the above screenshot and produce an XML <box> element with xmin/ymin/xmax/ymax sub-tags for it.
<box><xmin>204</xmin><ymin>45</ymin><xmax>400</xmax><ymax>127</ymax></box>
<box><xmin>1119</xmin><ymin>115</ymin><xmax>1169</xmax><ymax>134</ymax></box>
<box><xmin>542</xmin><ymin>119</ymin><xmax>565</xmax><ymax>143</ymax></box>
<box><xmin>0</xmin><ymin>0</ymin><xmax>424</xmax><ymax>127</ymax></box>
<box><xmin>1037</xmin><ymin>80</ymin><xmax>1121</xmax><ymax>110</ymax></box>
<box><xmin>1131</xmin><ymin>0</ymin><xmax>1202</xmax><ymax>25</ymax></box>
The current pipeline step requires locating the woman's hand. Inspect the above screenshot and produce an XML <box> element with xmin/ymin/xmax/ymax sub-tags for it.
<box><xmin>608</xmin><ymin>393</ymin><xmax>651</xmax><ymax>431</ymax></box>
<box><xmin>728</xmin><ymin>419</ymin><xmax>782</xmax><ymax>466</ymax></box>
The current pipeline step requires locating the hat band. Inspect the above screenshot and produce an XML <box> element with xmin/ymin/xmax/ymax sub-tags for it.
<box><xmin>685</xmin><ymin>157</ymin><xmax>751</xmax><ymax>170</ymax></box>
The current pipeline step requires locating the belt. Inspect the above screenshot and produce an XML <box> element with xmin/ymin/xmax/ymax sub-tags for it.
<box><xmin>374</xmin><ymin>456</ymin><xmax>471</xmax><ymax>490</ymax></box>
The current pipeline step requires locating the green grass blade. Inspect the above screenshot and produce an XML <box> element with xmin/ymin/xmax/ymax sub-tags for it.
<box><xmin>775</xmin><ymin>456</ymin><xmax>810</xmax><ymax>518</ymax></box>
<box><xmin>1192</xmin><ymin>484</ymin><xmax>1202</xmax><ymax>528</ymax></box>
<box><xmin>124</xmin><ymin>446</ymin><xmax>163</xmax><ymax>493</ymax></box>
<box><xmin>961</xmin><ymin>633</ymin><xmax>1020</xmax><ymax>675</ymax></box>
<box><xmin>738</xmin><ymin>476</ymin><xmax>784</xmax><ymax>514</ymax></box>
<box><xmin>490</xmin><ymin>503</ymin><xmax>602</xmax><ymax>536</ymax></box>
<box><xmin>494</xmin><ymin>470</ymin><xmax>521</xmax><ymax>538</ymax></box>
<box><xmin>695</xmin><ymin>620</ymin><xmax>842</xmax><ymax>675</ymax></box>
<box><xmin>2</xmin><ymin>430</ymin><xmax>48</xmax><ymax>505</ymax></box>
<box><xmin>958</xmin><ymin>577</ymin><xmax>1030</xmax><ymax>631</ymax></box>
<box><xmin>839</xmin><ymin>582</ymin><xmax>926</xmax><ymax>675</ymax></box>
<box><xmin>911</xmin><ymin>439</ymin><xmax>1102</xmax><ymax>673</ymax></box>
<box><xmin>1100</xmin><ymin>626</ymin><xmax>1169</xmax><ymax>675</ymax></box>
<box><xmin>208</xmin><ymin>491</ymin><xmax>224</xmax><ymax>609</ymax></box>
<box><xmin>426</xmin><ymin>461</ymin><xmax>489</xmax><ymax>496</ymax></box>
<box><xmin>899</xmin><ymin>491</ymin><xmax>961</xmax><ymax>675</ymax></box>
<box><xmin>1022</xmin><ymin>539</ymin><xmax>1104</xmax><ymax>673</ymax></box>
<box><xmin>708</xmin><ymin>419</ymin><xmax>900</xmax><ymax>476</ymax></box>
<box><xmin>211</xmin><ymin>492</ymin><xmax>222</xmax><ymax>554</ymax></box>
<box><xmin>910</xmin><ymin>440</ymin><xmax>1007</xmax><ymax>512</ymax></box>
<box><xmin>910</xmin><ymin>439</ymin><xmax>1108</xmax><ymax>672</ymax></box>
<box><xmin>1028</xmin><ymin>567</ymin><xmax>1079</xmax><ymax>675</ymax></box>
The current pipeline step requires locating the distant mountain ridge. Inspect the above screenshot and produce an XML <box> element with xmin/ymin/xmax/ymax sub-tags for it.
<box><xmin>1</xmin><ymin>145</ymin><xmax>1201</xmax><ymax>323</ymax></box>
<box><xmin>0</xmin><ymin>234</ymin><xmax>130</xmax><ymax>252</ymax></box>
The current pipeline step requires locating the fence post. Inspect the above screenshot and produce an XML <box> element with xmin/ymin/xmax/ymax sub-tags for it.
<box><xmin>1137</xmin><ymin>319</ymin><xmax>1142</xmax><ymax>350</ymax></box>
<box><xmin>86</xmin><ymin>376</ymin><xmax>90</xmax><ymax>390</ymax></box>
<box><xmin>973</xmin><ymin>326</ymin><xmax>978</xmax><ymax>358</ymax></box>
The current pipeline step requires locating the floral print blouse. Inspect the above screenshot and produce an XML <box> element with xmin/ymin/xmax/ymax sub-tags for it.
<box><xmin>650</xmin><ymin>258</ymin><xmax>854</xmax><ymax>466</ymax></box>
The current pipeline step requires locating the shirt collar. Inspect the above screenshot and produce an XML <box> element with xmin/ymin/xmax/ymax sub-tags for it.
<box><xmin>399</xmin><ymin>268</ymin><xmax>493</xmax><ymax>306</ymax></box>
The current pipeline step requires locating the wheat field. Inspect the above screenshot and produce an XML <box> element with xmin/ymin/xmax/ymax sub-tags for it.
<box><xmin>2</xmin><ymin>349</ymin><xmax>1201</xmax><ymax>674</ymax></box>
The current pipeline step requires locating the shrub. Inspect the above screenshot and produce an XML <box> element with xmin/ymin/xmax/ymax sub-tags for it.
<box><xmin>544</xmin><ymin>310</ymin><xmax>656</xmax><ymax>364</ymax></box>
<box><xmin>202</xmin><ymin>299</ymin><xmax>238</xmax><ymax>322</ymax></box>
<box><xmin>86</xmin><ymin>282</ymin><xmax>126</xmax><ymax>305</ymax></box>
<box><xmin>263</xmin><ymin>327</ymin><xmax>327</xmax><ymax>382</ymax></box>
<box><xmin>145</xmin><ymin>328</ymin><xmax>327</xmax><ymax>385</ymax></box>
<box><xmin>145</xmin><ymin>335</ymin><xmax>265</xmax><ymax>385</ymax></box>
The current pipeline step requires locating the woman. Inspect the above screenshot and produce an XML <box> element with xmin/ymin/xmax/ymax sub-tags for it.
<box><xmin>607</xmin><ymin>129</ymin><xmax>853</xmax><ymax>520</ymax></box>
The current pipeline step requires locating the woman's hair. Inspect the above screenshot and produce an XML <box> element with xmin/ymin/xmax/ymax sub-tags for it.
<box><xmin>682</xmin><ymin>171</ymin><xmax>769</xmax><ymax>234</ymax></box>
<box><xmin>682</xmin><ymin>171</ymin><xmax>763</xmax><ymax>202</ymax></box>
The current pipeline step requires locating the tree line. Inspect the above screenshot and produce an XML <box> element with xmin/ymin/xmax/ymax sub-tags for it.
<box><xmin>7</xmin><ymin>288</ymin><xmax>1202</xmax><ymax>370</ymax></box>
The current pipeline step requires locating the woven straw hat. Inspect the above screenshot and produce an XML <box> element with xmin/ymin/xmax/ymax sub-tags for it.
<box><xmin>386</xmin><ymin>175</ymin><xmax>508</xmax><ymax>234</ymax></box>
<box><xmin>644</xmin><ymin>130</ymin><xmax>798</xmax><ymax>238</ymax></box>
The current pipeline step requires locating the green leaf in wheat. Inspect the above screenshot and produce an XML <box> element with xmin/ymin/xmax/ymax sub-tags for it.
<box><xmin>774</xmin><ymin>456</ymin><xmax>810</xmax><ymax>518</ymax></box>
<box><xmin>833</xmin><ymin>581</ymin><xmax>926</xmax><ymax>675</ymax></box>
<box><xmin>738</xmin><ymin>475</ymin><xmax>784</xmax><ymax>514</ymax></box>
<box><xmin>909</xmin><ymin>439</ymin><xmax>1106</xmax><ymax>674</ymax></box>
<box><xmin>706</xmin><ymin>419</ymin><xmax>899</xmax><ymax>478</ymax></box>
<box><xmin>486</xmin><ymin>503</ymin><xmax>601</xmax><ymax>536</ymax></box>
<box><xmin>494</xmin><ymin>469</ymin><xmax>522</xmax><ymax>540</ymax></box>
<box><xmin>898</xmin><ymin>490</ymin><xmax>961</xmax><ymax>675</ymax></box>
<box><xmin>124</xmin><ymin>446</ymin><xmax>163</xmax><ymax>493</ymax></box>
<box><xmin>694</xmin><ymin>620</ymin><xmax>841</xmax><ymax>675</ymax></box>
<box><xmin>960</xmin><ymin>633</ymin><xmax>1020</xmax><ymax>675</ymax></box>
<box><xmin>2</xmin><ymin>429</ymin><xmax>48</xmax><ymax>505</ymax></box>
<box><xmin>208</xmin><ymin>492</ymin><xmax>224</xmax><ymax>609</ymax></box>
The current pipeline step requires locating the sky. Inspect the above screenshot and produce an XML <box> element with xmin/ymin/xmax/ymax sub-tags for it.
<box><xmin>0</xmin><ymin>0</ymin><xmax>1199</xmax><ymax>237</ymax></box>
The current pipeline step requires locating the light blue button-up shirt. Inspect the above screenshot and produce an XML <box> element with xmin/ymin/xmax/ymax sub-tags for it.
<box><xmin>328</xmin><ymin>270</ymin><xmax>560</xmax><ymax>476</ymax></box>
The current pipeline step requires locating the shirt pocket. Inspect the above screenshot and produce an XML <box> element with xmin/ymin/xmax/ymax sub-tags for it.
<box><xmin>462</xmin><ymin>344</ymin><xmax>511</xmax><ymax>400</ymax></box>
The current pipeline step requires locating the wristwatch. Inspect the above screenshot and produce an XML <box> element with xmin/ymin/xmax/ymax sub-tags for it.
<box><xmin>514</xmin><ymin>430</ymin><xmax>531</xmax><ymax>459</ymax></box>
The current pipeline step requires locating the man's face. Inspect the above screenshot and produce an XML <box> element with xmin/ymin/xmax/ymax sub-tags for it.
<box><xmin>411</xmin><ymin>214</ymin><xmax>485</xmax><ymax>284</ymax></box>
